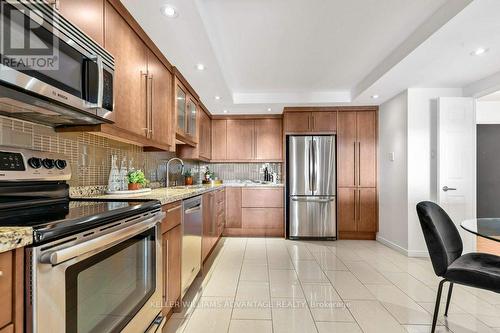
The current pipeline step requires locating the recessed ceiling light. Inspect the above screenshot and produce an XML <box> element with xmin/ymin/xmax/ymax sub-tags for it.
<box><xmin>215</xmin><ymin>96</ymin><xmax>221</xmax><ymax>100</ymax></box>
<box><xmin>471</xmin><ymin>47</ymin><xmax>488</xmax><ymax>56</ymax></box>
<box><xmin>196</xmin><ymin>63</ymin><xmax>205</xmax><ymax>71</ymax></box>
<box><xmin>223</xmin><ymin>109</ymin><xmax>228</xmax><ymax>113</ymax></box>
<box><xmin>371</xmin><ymin>94</ymin><xmax>379</xmax><ymax>99</ymax></box>
<box><xmin>161</xmin><ymin>4</ymin><xmax>178</xmax><ymax>18</ymax></box>
<box><xmin>267</xmin><ymin>108</ymin><xmax>272</xmax><ymax>112</ymax></box>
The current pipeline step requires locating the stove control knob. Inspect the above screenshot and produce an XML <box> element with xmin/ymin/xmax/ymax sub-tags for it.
<box><xmin>55</xmin><ymin>159</ymin><xmax>67</xmax><ymax>170</ymax></box>
<box><xmin>42</xmin><ymin>158</ymin><xmax>55</xmax><ymax>169</ymax></box>
<box><xmin>27</xmin><ymin>157</ymin><xmax>42</xmax><ymax>169</ymax></box>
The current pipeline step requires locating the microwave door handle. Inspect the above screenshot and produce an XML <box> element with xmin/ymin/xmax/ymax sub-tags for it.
<box><xmin>96</xmin><ymin>55</ymin><xmax>104</xmax><ymax>108</ymax></box>
<box><xmin>39</xmin><ymin>213</ymin><xmax>163</xmax><ymax>265</ymax></box>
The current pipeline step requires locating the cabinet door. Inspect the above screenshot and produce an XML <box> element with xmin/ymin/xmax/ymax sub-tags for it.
<box><xmin>337</xmin><ymin>112</ymin><xmax>357</xmax><ymax>187</ymax></box>
<box><xmin>225</xmin><ymin>187</ymin><xmax>242</xmax><ymax>228</ymax></box>
<box><xmin>105</xmin><ymin>2</ymin><xmax>148</xmax><ymax>136</ymax></box>
<box><xmin>227</xmin><ymin>120</ymin><xmax>254</xmax><ymax>160</ymax></box>
<box><xmin>202</xmin><ymin>192</ymin><xmax>215</xmax><ymax>262</ymax></box>
<box><xmin>199</xmin><ymin>111</ymin><xmax>211</xmax><ymax>159</ymax></box>
<box><xmin>0</xmin><ymin>251</ymin><xmax>12</xmax><ymax>329</ymax></box>
<box><xmin>312</xmin><ymin>111</ymin><xmax>336</xmax><ymax>132</ymax></box>
<box><xmin>211</xmin><ymin>120</ymin><xmax>227</xmax><ymax>160</ymax></box>
<box><xmin>357</xmin><ymin>111</ymin><xmax>377</xmax><ymax>187</ymax></box>
<box><xmin>147</xmin><ymin>50</ymin><xmax>172</xmax><ymax>146</ymax></box>
<box><xmin>58</xmin><ymin>0</ymin><xmax>104</xmax><ymax>45</ymax></box>
<box><xmin>165</xmin><ymin>225</ymin><xmax>181</xmax><ymax>312</ymax></box>
<box><xmin>357</xmin><ymin>188</ymin><xmax>377</xmax><ymax>233</ymax></box>
<box><xmin>255</xmin><ymin>119</ymin><xmax>283</xmax><ymax>160</ymax></box>
<box><xmin>337</xmin><ymin>188</ymin><xmax>357</xmax><ymax>232</ymax></box>
<box><xmin>176</xmin><ymin>85</ymin><xmax>187</xmax><ymax>135</ymax></box>
<box><xmin>186</xmin><ymin>97</ymin><xmax>197</xmax><ymax>140</ymax></box>
<box><xmin>284</xmin><ymin>112</ymin><xmax>311</xmax><ymax>133</ymax></box>
<box><xmin>241</xmin><ymin>208</ymin><xmax>283</xmax><ymax>229</ymax></box>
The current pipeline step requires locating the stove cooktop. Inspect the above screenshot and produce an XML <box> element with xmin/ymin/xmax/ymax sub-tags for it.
<box><xmin>0</xmin><ymin>198</ymin><xmax>162</xmax><ymax>244</ymax></box>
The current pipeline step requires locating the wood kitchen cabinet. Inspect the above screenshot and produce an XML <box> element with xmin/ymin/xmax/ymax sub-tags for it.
<box><xmin>255</xmin><ymin>119</ymin><xmax>283</xmax><ymax>160</ymax></box>
<box><xmin>0</xmin><ymin>249</ymin><xmax>23</xmax><ymax>333</ymax></box>
<box><xmin>213</xmin><ymin>118</ymin><xmax>283</xmax><ymax>162</ymax></box>
<box><xmin>178</xmin><ymin>106</ymin><xmax>211</xmax><ymax>161</ymax></box>
<box><xmin>57</xmin><ymin>0</ymin><xmax>104</xmax><ymax>45</ymax></box>
<box><xmin>174</xmin><ymin>71</ymin><xmax>199</xmax><ymax>146</ymax></box>
<box><xmin>224</xmin><ymin>187</ymin><xmax>284</xmax><ymax>237</ymax></box>
<box><xmin>161</xmin><ymin>201</ymin><xmax>182</xmax><ymax>315</ymax></box>
<box><xmin>226</xmin><ymin>120</ymin><xmax>254</xmax><ymax>160</ymax></box>
<box><xmin>147</xmin><ymin>49</ymin><xmax>173</xmax><ymax>147</ymax></box>
<box><xmin>284</xmin><ymin>111</ymin><xmax>336</xmax><ymax>133</ymax></box>
<box><xmin>105</xmin><ymin>1</ymin><xmax>148</xmax><ymax>137</ymax></box>
<box><xmin>337</xmin><ymin>109</ymin><xmax>377</xmax><ymax>239</ymax></box>
<box><xmin>202</xmin><ymin>189</ymin><xmax>225</xmax><ymax>263</ymax></box>
<box><xmin>211</xmin><ymin>119</ymin><xmax>227</xmax><ymax>160</ymax></box>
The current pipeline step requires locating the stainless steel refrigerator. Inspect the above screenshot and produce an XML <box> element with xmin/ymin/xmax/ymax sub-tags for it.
<box><xmin>288</xmin><ymin>136</ymin><xmax>336</xmax><ymax>239</ymax></box>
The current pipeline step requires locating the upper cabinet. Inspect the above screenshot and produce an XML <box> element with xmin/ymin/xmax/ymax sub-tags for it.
<box><xmin>255</xmin><ymin>118</ymin><xmax>283</xmax><ymax>161</ymax></box>
<box><xmin>105</xmin><ymin>1</ymin><xmax>148</xmax><ymax>137</ymax></box>
<box><xmin>212</xmin><ymin>118</ymin><xmax>283</xmax><ymax>162</ymax></box>
<box><xmin>177</xmin><ymin>106</ymin><xmax>211</xmax><ymax>161</ymax></box>
<box><xmin>284</xmin><ymin>111</ymin><xmax>336</xmax><ymax>133</ymax></box>
<box><xmin>57</xmin><ymin>0</ymin><xmax>104</xmax><ymax>46</ymax></box>
<box><xmin>337</xmin><ymin>110</ymin><xmax>377</xmax><ymax>188</ymax></box>
<box><xmin>174</xmin><ymin>70</ymin><xmax>199</xmax><ymax>146</ymax></box>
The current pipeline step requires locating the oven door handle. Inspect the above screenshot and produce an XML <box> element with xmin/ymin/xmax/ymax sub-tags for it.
<box><xmin>40</xmin><ymin>213</ymin><xmax>163</xmax><ymax>265</ymax></box>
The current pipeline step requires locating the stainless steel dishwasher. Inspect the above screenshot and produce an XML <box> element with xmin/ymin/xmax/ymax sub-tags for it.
<box><xmin>182</xmin><ymin>196</ymin><xmax>203</xmax><ymax>297</ymax></box>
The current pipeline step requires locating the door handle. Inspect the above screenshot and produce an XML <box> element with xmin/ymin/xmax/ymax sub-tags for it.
<box><xmin>442</xmin><ymin>186</ymin><xmax>457</xmax><ymax>192</ymax></box>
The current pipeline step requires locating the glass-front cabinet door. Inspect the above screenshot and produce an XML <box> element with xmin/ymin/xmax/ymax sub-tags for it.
<box><xmin>176</xmin><ymin>86</ymin><xmax>187</xmax><ymax>134</ymax></box>
<box><xmin>187</xmin><ymin>97</ymin><xmax>197</xmax><ymax>138</ymax></box>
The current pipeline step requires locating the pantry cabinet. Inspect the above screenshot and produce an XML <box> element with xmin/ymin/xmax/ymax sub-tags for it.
<box><xmin>337</xmin><ymin>109</ymin><xmax>377</xmax><ymax>239</ymax></box>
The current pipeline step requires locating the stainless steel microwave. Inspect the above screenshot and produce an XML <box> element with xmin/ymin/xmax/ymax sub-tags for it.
<box><xmin>0</xmin><ymin>0</ymin><xmax>115</xmax><ymax>126</ymax></box>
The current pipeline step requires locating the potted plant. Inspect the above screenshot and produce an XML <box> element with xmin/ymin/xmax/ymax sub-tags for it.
<box><xmin>183</xmin><ymin>169</ymin><xmax>193</xmax><ymax>186</ymax></box>
<box><xmin>127</xmin><ymin>169</ymin><xmax>148</xmax><ymax>191</ymax></box>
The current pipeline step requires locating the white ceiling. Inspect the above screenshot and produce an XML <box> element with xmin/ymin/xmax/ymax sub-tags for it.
<box><xmin>478</xmin><ymin>90</ymin><xmax>500</xmax><ymax>102</ymax></box>
<box><xmin>121</xmin><ymin>0</ymin><xmax>500</xmax><ymax>114</ymax></box>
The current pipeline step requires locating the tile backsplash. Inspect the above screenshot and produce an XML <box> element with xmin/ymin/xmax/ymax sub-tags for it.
<box><xmin>0</xmin><ymin>115</ymin><xmax>282</xmax><ymax>188</ymax></box>
<box><xmin>0</xmin><ymin>116</ymin><xmax>182</xmax><ymax>187</ymax></box>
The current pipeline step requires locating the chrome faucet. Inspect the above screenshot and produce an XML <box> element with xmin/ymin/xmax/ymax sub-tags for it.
<box><xmin>165</xmin><ymin>158</ymin><xmax>184</xmax><ymax>187</ymax></box>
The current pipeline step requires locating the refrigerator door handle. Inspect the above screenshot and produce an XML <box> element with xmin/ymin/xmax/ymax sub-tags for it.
<box><xmin>309</xmin><ymin>139</ymin><xmax>314</xmax><ymax>192</ymax></box>
<box><xmin>291</xmin><ymin>197</ymin><xmax>335</xmax><ymax>203</ymax></box>
<box><xmin>312</xmin><ymin>138</ymin><xmax>317</xmax><ymax>193</ymax></box>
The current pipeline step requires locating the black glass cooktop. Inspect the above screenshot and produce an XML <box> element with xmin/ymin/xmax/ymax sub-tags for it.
<box><xmin>0</xmin><ymin>199</ymin><xmax>161</xmax><ymax>244</ymax></box>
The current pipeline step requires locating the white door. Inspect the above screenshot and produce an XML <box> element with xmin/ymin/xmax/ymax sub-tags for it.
<box><xmin>437</xmin><ymin>97</ymin><xmax>476</xmax><ymax>253</ymax></box>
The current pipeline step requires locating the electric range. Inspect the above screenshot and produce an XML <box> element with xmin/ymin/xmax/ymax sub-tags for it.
<box><xmin>0</xmin><ymin>146</ymin><xmax>166</xmax><ymax>333</ymax></box>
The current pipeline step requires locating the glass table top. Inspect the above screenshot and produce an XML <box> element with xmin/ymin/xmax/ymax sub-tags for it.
<box><xmin>461</xmin><ymin>218</ymin><xmax>500</xmax><ymax>242</ymax></box>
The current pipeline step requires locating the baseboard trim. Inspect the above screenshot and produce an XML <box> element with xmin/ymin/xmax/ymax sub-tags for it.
<box><xmin>376</xmin><ymin>235</ymin><xmax>430</xmax><ymax>258</ymax></box>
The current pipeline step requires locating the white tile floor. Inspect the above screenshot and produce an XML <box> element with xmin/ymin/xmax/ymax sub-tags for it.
<box><xmin>164</xmin><ymin>238</ymin><xmax>500</xmax><ymax>333</ymax></box>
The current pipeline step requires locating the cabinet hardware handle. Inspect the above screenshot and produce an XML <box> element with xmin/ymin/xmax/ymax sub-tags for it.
<box><xmin>166</xmin><ymin>205</ymin><xmax>181</xmax><ymax>213</ymax></box>
<box><xmin>353</xmin><ymin>142</ymin><xmax>357</xmax><ymax>186</ymax></box>
<box><xmin>358</xmin><ymin>142</ymin><xmax>361</xmax><ymax>186</ymax></box>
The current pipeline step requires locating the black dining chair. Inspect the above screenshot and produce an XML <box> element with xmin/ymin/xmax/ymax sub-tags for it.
<box><xmin>416</xmin><ymin>201</ymin><xmax>500</xmax><ymax>333</ymax></box>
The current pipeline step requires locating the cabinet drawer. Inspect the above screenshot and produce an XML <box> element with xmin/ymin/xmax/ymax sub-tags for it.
<box><xmin>0</xmin><ymin>251</ymin><xmax>13</xmax><ymax>329</ymax></box>
<box><xmin>161</xmin><ymin>201</ymin><xmax>182</xmax><ymax>233</ymax></box>
<box><xmin>242</xmin><ymin>208</ymin><xmax>283</xmax><ymax>229</ymax></box>
<box><xmin>241</xmin><ymin>188</ymin><xmax>283</xmax><ymax>208</ymax></box>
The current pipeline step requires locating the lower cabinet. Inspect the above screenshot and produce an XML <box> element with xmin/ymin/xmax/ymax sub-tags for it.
<box><xmin>202</xmin><ymin>188</ymin><xmax>225</xmax><ymax>262</ymax></box>
<box><xmin>161</xmin><ymin>202</ymin><xmax>182</xmax><ymax>316</ymax></box>
<box><xmin>337</xmin><ymin>187</ymin><xmax>377</xmax><ymax>239</ymax></box>
<box><xmin>0</xmin><ymin>248</ymin><xmax>23</xmax><ymax>333</ymax></box>
<box><xmin>224</xmin><ymin>187</ymin><xmax>284</xmax><ymax>237</ymax></box>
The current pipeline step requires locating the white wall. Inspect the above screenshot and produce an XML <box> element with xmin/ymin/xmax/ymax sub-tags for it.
<box><xmin>476</xmin><ymin>101</ymin><xmax>500</xmax><ymax>124</ymax></box>
<box><xmin>377</xmin><ymin>88</ymin><xmax>463</xmax><ymax>256</ymax></box>
<box><xmin>406</xmin><ymin>88</ymin><xmax>463</xmax><ymax>256</ymax></box>
<box><xmin>377</xmin><ymin>91</ymin><xmax>409</xmax><ymax>252</ymax></box>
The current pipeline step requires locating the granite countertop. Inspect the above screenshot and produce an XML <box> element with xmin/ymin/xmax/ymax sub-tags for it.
<box><xmin>72</xmin><ymin>184</ymin><xmax>226</xmax><ymax>205</ymax></box>
<box><xmin>0</xmin><ymin>227</ymin><xmax>32</xmax><ymax>253</ymax></box>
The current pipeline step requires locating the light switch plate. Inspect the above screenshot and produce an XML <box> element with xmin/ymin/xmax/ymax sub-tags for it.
<box><xmin>389</xmin><ymin>152</ymin><xmax>395</xmax><ymax>162</ymax></box>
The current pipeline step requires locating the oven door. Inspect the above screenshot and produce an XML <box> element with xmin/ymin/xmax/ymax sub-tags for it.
<box><xmin>28</xmin><ymin>215</ymin><xmax>164</xmax><ymax>333</ymax></box>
